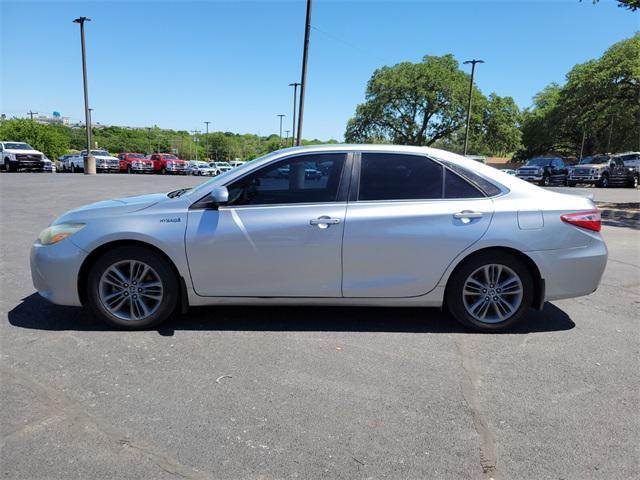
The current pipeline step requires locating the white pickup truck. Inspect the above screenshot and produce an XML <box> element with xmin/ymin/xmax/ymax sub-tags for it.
<box><xmin>64</xmin><ymin>149</ymin><xmax>120</xmax><ymax>173</ymax></box>
<box><xmin>0</xmin><ymin>141</ymin><xmax>45</xmax><ymax>172</ymax></box>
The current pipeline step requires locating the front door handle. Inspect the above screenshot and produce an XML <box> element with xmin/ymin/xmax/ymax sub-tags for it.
<box><xmin>453</xmin><ymin>211</ymin><xmax>483</xmax><ymax>220</ymax></box>
<box><xmin>310</xmin><ymin>216</ymin><xmax>341</xmax><ymax>228</ymax></box>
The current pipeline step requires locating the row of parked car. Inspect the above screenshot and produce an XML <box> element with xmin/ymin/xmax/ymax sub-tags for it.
<box><xmin>511</xmin><ymin>152</ymin><xmax>640</xmax><ymax>188</ymax></box>
<box><xmin>0</xmin><ymin>142</ymin><xmax>245</xmax><ymax>175</ymax></box>
<box><xmin>57</xmin><ymin>151</ymin><xmax>244</xmax><ymax>176</ymax></box>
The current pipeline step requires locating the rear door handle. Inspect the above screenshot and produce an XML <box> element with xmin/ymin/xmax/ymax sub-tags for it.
<box><xmin>310</xmin><ymin>216</ymin><xmax>341</xmax><ymax>228</ymax></box>
<box><xmin>453</xmin><ymin>211</ymin><xmax>483</xmax><ymax>219</ymax></box>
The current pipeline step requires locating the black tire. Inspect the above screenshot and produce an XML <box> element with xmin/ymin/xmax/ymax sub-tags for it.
<box><xmin>86</xmin><ymin>245</ymin><xmax>179</xmax><ymax>329</ymax></box>
<box><xmin>539</xmin><ymin>174</ymin><xmax>550</xmax><ymax>187</ymax></box>
<box><xmin>445</xmin><ymin>251</ymin><xmax>534</xmax><ymax>333</ymax></box>
<box><xmin>598</xmin><ymin>174</ymin><xmax>609</xmax><ymax>188</ymax></box>
<box><xmin>7</xmin><ymin>159</ymin><xmax>17</xmax><ymax>172</ymax></box>
<box><xmin>3</xmin><ymin>158</ymin><xmax>9</xmax><ymax>172</ymax></box>
<box><xmin>567</xmin><ymin>181</ymin><xmax>576</xmax><ymax>187</ymax></box>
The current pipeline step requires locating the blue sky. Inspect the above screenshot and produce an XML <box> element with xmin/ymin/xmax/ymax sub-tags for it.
<box><xmin>1</xmin><ymin>0</ymin><xmax>637</xmax><ymax>140</ymax></box>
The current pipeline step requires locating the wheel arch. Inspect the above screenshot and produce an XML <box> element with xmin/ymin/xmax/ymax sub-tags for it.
<box><xmin>77</xmin><ymin>239</ymin><xmax>188</xmax><ymax>312</ymax></box>
<box><xmin>443</xmin><ymin>246</ymin><xmax>545</xmax><ymax>310</ymax></box>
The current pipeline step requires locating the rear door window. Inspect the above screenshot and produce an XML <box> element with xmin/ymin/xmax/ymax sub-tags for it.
<box><xmin>358</xmin><ymin>153</ymin><xmax>443</xmax><ymax>201</ymax></box>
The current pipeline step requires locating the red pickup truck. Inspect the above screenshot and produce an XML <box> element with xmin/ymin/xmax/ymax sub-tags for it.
<box><xmin>118</xmin><ymin>153</ymin><xmax>155</xmax><ymax>173</ymax></box>
<box><xmin>149</xmin><ymin>154</ymin><xmax>188</xmax><ymax>174</ymax></box>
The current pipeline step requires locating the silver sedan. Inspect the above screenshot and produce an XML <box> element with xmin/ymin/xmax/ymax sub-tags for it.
<box><xmin>30</xmin><ymin>145</ymin><xmax>607</xmax><ymax>332</ymax></box>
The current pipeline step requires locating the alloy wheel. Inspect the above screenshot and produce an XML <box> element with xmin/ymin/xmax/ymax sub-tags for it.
<box><xmin>462</xmin><ymin>264</ymin><xmax>524</xmax><ymax>324</ymax></box>
<box><xmin>98</xmin><ymin>260</ymin><xmax>164</xmax><ymax>321</ymax></box>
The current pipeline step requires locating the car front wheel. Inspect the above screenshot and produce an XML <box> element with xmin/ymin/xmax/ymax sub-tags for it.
<box><xmin>445</xmin><ymin>251</ymin><xmax>533</xmax><ymax>332</ymax></box>
<box><xmin>86</xmin><ymin>246</ymin><xmax>179</xmax><ymax>329</ymax></box>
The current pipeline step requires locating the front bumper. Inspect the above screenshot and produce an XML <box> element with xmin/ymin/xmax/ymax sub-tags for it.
<box><xmin>516</xmin><ymin>174</ymin><xmax>543</xmax><ymax>182</ymax></box>
<box><xmin>569</xmin><ymin>175</ymin><xmax>601</xmax><ymax>183</ymax></box>
<box><xmin>30</xmin><ymin>239</ymin><xmax>88</xmax><ymax>306</ymax></box>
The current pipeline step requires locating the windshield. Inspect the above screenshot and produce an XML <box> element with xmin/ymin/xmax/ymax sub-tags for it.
<box><xmin>128</xmin><ymin>154</ymin><xmax>144</xmax><ymax>159</ymax></box>
<box><xmin>525</xmin><ymin>158</ymin><xmax>552</xmax><ymax>167</ymax></box>
<box><xmin>162</xmin><ymin>155</ymin><xmax>178</xmax><ymax>160</ymax></box>
<box><xmin>4</xmin><ymin>142</ymin><xmax>33</xmax><ymax>150</ymax></box>
<box><xmin>579</xmin><ymin>155</ymin><xmax>608</xmax><ymax>165</ymax></box>
<box><xmin>90</xmin><ymin>150</ymin><xmax>109</xmax><ymax>156</ymax></box>
<box><xmin>215</xmin><ymin>162</ymin><xmax>231</xmax><ymax>167</ymax></box>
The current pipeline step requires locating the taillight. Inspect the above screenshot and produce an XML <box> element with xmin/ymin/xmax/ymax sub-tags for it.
<box><xmin>560</xmin><ymin>210</ymin><xmax>601</xmax><ymax>232</ymax></box>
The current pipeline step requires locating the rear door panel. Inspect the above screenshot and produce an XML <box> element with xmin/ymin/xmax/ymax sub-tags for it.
<box><xmin>342</xmin><ymin>198</ymin><xmax>494</xmax><ymax>297</ymax></box>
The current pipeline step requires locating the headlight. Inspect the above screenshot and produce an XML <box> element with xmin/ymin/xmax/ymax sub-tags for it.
<box><xmin>37</xmin><ymin>223</ymin><xmax>85</xmax><ymax>245</ymax></box>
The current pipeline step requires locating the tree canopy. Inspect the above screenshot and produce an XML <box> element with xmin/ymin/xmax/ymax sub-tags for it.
<box><xmin>345</xmin><ymin>54</ymin><xmax>522</xmax><ymax>156</ymax></box>
<box><xmin>519</xmin><ymin>33</ymin><xmax>639</xmax><ymax>158</ymax></box>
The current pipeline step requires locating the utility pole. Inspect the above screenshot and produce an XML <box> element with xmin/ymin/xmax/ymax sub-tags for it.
<box><xmin>462</xmin><ymin>59</ymin><xmax>484</xmax><ymax>157</ymax></box>
<box><xmin>27</xmin><ymin>110</ymin><xmax>38</xmax><ymax>121</ymax></box>
<box><xmin>73</xmin><ymin>16</ymin><xmax>96</xmax><ymax>174</ymax></box>
<box><xmin>277</xmin><ymin>114</ymin><xmax>285</xmax><ymax>145</ymax></box>
<box><xmin>289</xmin><ymin>82</ymin><xmax>300</xmax><ymax>147</ymax></box>
<box><xmin>204</xmin><ymin>121</ymin><xmax>211</xmax><ymax>160</ymax></box>
<box><xmin>296</xmin><ymin>0</ymin><xmax>312</xmax><ymax>146</ymax></box>
<box><xmin>285</xmin><ymin>130</ymin><xmax>290</xmax><ymax>144</ymax></box>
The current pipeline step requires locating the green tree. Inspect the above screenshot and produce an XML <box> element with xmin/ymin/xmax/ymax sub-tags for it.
<box><xmin>520</xmin><ymin>34</ymin><xmax>640</xmax><ymax>158</ymax></box>
<box><xmin>0</xmin><ymin>119</ymin><xmax>69</xmax><ymax>160</ymax></box>
<box><xmin>345</xmin><ymin>54</ymin><xmax>479</xmax><ymax>146</ymax></box>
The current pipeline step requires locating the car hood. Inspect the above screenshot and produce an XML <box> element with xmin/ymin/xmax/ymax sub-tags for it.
<box><xmin>54</xmin><ymin>192</ymin><xmax>168</xmax><ymax>224</ymax></box>
<box><xmin>6</xmin><ymin>149</ymin><xmax>42</xmax><ymax>155</ymax></box>
<box><xmin>574</xmin><ymin>163</ymin><xmax>605</xmax><ymax>169</ymax></box>
<box><xmin>93</xmin><ymin>155</ymin><xmax>119</xmax><ymax>161</ymax></box>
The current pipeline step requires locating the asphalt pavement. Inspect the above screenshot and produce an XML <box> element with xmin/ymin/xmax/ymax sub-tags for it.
<box><xmin>1</xmin><ymin>173</ymin><xmax>638</xmax><ymax>479</ymax></box>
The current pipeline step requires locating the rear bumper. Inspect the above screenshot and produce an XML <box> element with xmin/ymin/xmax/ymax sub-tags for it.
<box><xmin>30</xmin><ymin>240</ymin><xmax>87</xmax><ymax>306</ymax></box>
<box><xmin>527</xmin><ymin>238</ymin><xmax>608</xmax><ymax>302</ymax></box>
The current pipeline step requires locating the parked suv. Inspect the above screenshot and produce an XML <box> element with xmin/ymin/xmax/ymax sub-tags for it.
<box><xmin>149</xmin><ymin>154</ymin><xmax>188</xmax><ymax>174</ymax></box>
<box><xmin>1</xmin><ymin>141</ymin><xmax>45</xmax><ymax>172</ymax></box>
<box><xmin>567</xmin><ymin>154</ymin><xmax>635</xmax><ymax>188</ymax></box>
<box><xmin>118</xmin><ymin>153</ymin><xmax>154</xmax><ymax>174</ymax></box>
<box><xmin>516</xmin><ymin>157</ymin><xmax>568</xmax><ymax>186</ymax></box>
<box><xmin>614</xmin><ymin>152</ymin><xmax>640</xmax><ymax>188</ymax></box>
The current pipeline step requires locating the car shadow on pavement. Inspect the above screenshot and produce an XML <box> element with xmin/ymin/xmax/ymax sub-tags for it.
<box><xmin>8</xmin><ymin>293</ymin><xmax>575</xmax><ymax>335</ymax></box>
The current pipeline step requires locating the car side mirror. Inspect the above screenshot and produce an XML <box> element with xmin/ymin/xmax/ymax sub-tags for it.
<box><xmin>208</xmin><ymin>186</ymin><xmax>229</xmax><ymax>207</ymax></box>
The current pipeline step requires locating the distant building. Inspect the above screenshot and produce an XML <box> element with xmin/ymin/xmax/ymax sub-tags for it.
<box><xmin>35</xmin><ymin>112</ymin><xmax>70</xmax><ymax>126</ymax></box>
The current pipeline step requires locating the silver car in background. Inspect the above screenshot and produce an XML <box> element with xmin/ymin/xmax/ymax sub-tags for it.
<box><xmin>30</xmin><ymin>145</ymin><xmax>607</xmax><ymax>332</ymax></box>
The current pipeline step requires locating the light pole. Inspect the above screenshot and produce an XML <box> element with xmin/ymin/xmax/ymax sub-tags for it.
<box><xmin>296</xmin><ymin>0</ymin><xmax>312</xmax><ymax>146</ymax></box>
<box><xmin>204</xmin><ymin>121</ymin><xmax>211</xmax><ymax>159</ymax></box>
<box><xmin>277</xmin><ymin>114</ymin><xmax>285</xmax><ymax>144</ymax></box>
<box><xmin>73</xmin><ymin>16</ymin><xmax>96</xmax><ymax>174</ymax></box>
<box><xmin>27</xmin><ymin>110</ymin><xmax>38</xmax><ymax>121</ymax></box>
<box><xmin>285</xmin><ymin>130</ymin><xmax>290</xmax><ymax>144</ymax></box>
<box><xmin>289</xmin><ymin>82</ymin><xmax>300</xmax><ymax>147</ymax></box>
<box><xmin>462</xmin><ymin>59</ymin><xmax>484</xmax><ymax>157</ymax></box>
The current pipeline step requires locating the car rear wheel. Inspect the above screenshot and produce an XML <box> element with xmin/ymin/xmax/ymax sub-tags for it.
<box><xmin>86</xmin><ymin>246</ymin><xmax>179</xmax><ymax>329</ymax></box>
<box><xmin>445</xmin><ymin>251</ymin><xmax>533</xmax><ymax>332</ymax></box>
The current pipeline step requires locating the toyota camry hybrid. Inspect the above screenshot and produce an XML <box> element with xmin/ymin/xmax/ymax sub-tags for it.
<box><xmin>30</xmin><ymin>145</ymin><xmax>608</xmax><ymax>332</ymax></box>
